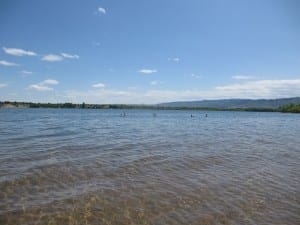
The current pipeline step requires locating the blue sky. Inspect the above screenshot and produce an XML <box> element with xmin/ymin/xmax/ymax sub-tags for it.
<box><xmin>0</xmin><ymin>0</ymin><xmax>299</xmax><ymax>103</ymax></box>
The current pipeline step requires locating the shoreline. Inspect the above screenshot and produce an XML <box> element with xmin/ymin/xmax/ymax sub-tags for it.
<box><xmin>1</xmin><ymin>101</ymin><xmax>299</xmax><ymax>113</ymax></box>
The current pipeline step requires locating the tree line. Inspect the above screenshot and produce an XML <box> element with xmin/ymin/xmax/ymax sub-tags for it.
<box><xmin>278</xmin><ymin>104</ymin><xmax>300</xmax><ymax>113</ymax></box>
<box><xmin>0</xmin><ymin>101</ymin><xmax>299</xmax><ymax>113</ymax></box>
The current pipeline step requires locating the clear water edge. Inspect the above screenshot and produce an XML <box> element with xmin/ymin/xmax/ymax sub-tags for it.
<box><xmin>0</xmin><ymin>109</ymin><xmax>299</xmax><ymax>225</ymax></box>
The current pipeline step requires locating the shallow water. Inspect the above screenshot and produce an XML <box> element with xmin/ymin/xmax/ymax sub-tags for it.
<box><xmin>0</xmin><ymin>109</ymin><xmax>299</xmax><ymax>225</ymax></box>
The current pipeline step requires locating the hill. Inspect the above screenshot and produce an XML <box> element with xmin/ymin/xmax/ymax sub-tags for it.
<box><xmin>158</xmin><ymin>97</ymin><xmax>300</xmax><ymax>109</ymax></box>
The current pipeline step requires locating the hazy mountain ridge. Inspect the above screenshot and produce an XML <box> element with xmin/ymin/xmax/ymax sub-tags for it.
<box><xmin>158</xmin><ymin>97</ymin><xmax>300</xmax><ymax>109</ymax></box>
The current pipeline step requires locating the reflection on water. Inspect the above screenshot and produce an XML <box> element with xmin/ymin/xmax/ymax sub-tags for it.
<box><xmin>0</xmin><ymin>109</ymin><xmax>299</xmax><ymax>225</ymax></box>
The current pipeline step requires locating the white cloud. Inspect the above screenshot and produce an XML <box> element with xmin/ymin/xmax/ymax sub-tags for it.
<box><xmin>29</xmin><ymin>84</ymin><xmax>53</xmax><ymax>91</ymax></box>
<box><xmin>0</xmin><ymin>83</ymin><xmax>7</xmax><ymax>88</ymax></box>
<box><xmin>92</xmin><ymin>83</ymin><xmax>106</xmax><ymax>88</ymax></box>
<box><xmin>150</xmin><ymin>81</ymin><xmax>158</xmax><ymax>86</ymax></box>
<box><xmin>191</xmin><ymin>74</ymin><xmax>202</xmax><ymax>79</ymax></box>
<box><xmin>232</xmin><ymin>75</ymin><xmax>254</xmax><ymax>80</ymax></box>
<box><xmin>138</xmin><ymin>69</ymin><xmax>158</xmax><ymax>74</ymax></box>
<box><xmin>61</xmin><ymin>53</ymin><xmax>79</xmax><ymax>59</ymax></box>
<box><xmin>41</xmin><ymin>54</ymin><xmax>64</xmax><ymax>62</ymax></box>
<box><xmin>60</xmin><ymin>79</ymin><xmax>300</xmax><ymax>104</ymax></box>
<box><xmin>11</xmin><ymin>78</ymin><xmax>300</xmax><ymax>104</ymax></box>
<box><xmin>64</xmin><ymin>89</ymin><xmax>131</xmax><ymax>103</ymax></box>
<box><xmin>98</xmin><ymin>7</ymin><xmax>106</xmax><ymax>14</ymax></box>
<box><xmin>0</xmin><ymin>60</ymin><xmax>19</xmax><ymax>66</ymax></box>
<box><xmin>42</xmin><ymin>79</ymin><xmax>59</xmax><ymax>85</ymax></box>
<box><xmin>42</xmin><ymin>53</ymin><xmax>79</xmax><ymax>61</ymax></box>
<box><xmin>214</xmin><ymin>79</ymin><xmax>300</xmax><ymax>99</ymax></box>
<box><xmin>21</xmin><ymin>70</ymin><xmax>33</xmax><ymax>75</ymax></box>
<box><xmin>3</xmin><ymin>47</ymin><xmax>36</xmax><ymax>56</ymax></box>
<box><xmin>168</xmin><ymin>57</ymin><xmax>180</xmax><ymax>62</ymax></box>
<box><xmin>28</xmin><ymin>79</ymin><xmax>59</xmax><ymax>92</ymax></box>
<box><xmin>141</xmin><ymin>80</ymin><xmax>300</xmax><ymax>102</ymax></box>
<box><xmin>63</xmin><ymin>88</ymin><xmax>204</xmax><ymax>104</ymax></box>
<box><xmin>21</xmin><ymin>70</ymin><xmax>33</xmax><ymax>77</ymax></box>
<box><xmin>128</xmin><ymin>86</ymin><xmax>138</xmax><ymax>90</ymax></box>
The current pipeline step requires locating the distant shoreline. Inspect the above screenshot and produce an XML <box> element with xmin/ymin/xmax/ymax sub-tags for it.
<box><xmin>1</xmin><ymin>101</ymin><xmax>299</xmax><ymax>113</ymax></box>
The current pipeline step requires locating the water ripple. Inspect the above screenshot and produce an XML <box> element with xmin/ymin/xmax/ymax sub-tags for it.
<box><xmin>0</xmin><ymin>109</ymin><xmax>299</xmax><ymax>225</ymax></box>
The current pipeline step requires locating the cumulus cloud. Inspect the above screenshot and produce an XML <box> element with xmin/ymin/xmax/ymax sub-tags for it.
<box><xmin>29</xmin><ymin>84</ymin><xmax>53</xmax><ymax>91</ymax></box>
<box><xmin>232</xmin><ymin>75</ymin><xmax>254</xmax><ymax>80</ymax></box>
<box><xmin>42</xmin><ymin>79</ymin><xmax>59</xmax><ymax>85</ymax></box>
<box><xmin>29</xmin><ymin>79</ymin><xmax>59</xmax><ymax>91</ymax></box>
<box><xmin>63</xmin><ymin>88</ymin><xmax>203</xmax><ymax>104</ymax></box>
<box><xmin>64</xmin><ymin>89</ymin><xmax>131</xmax><ymax>103</ymax></box>
<box><xmin>98</xmin><ymin>7</ymin><xmax>106</xmax><ymax>14</ymax></box>
<box><xmin>42</xmin><ymin>54</ymin><xmax>64</xmax><ymax>62</ymax></box>
<box><xmin>141</xmin><ymin>80</ymin><xmax>300</xmax><ymax>102</ymax></box>
<box><xmin>3</xmin><ymin>47</ymin><xmax>36</xmax><ymax>56</ymax></box>
<box><xmin>92</xmin><ymin>83</ymin><xmax>106</xmax><ymax>88</ymax></box>
<box><xmin>61</xmin><ymin>53</ymin><xmax>79</xmax><ymax>59</ymax></box>
<box><xmin>60</xmin><ymin>79</ymin><xmax>300</xmax><ymax>104</ymax></box>
<box><xmin>215</xmin><ymin>79</ymin><xmax>300</xmax><ymax>98</ymax></box>
<box><xmin>138</xmin><ymin>69</ymin><xmax>158</xmax><ymax>74</ymax></box>
<box><xmin>0</xmin><ymin>83</ymin><xmax>7</xmax><ymax>88</ymax></box>
<box><xmin>0</xmin><ymin>60</ymin><xmax>19</xmax><ymax>66</ymax></box>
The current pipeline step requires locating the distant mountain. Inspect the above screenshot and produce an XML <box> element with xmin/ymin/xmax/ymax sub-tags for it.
<box><xmin>158</xmin><ymin>97</ymin><xmax>300</xmax><ymax>109</ymax></box>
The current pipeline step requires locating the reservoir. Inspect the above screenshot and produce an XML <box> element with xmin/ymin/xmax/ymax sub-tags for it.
<box><xmin>0</xmin><ymin>109</ymin><xmax>299</xmax><ymax>225</ymax></box>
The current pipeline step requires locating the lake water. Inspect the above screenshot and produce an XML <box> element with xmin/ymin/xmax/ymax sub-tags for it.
<box><xmin>0</xmin><ymin>109</ymin><xmax>299</xmax><ymax>225</ymax></box>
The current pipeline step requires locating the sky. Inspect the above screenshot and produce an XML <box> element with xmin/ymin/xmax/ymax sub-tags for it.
<box><xmin>0</xmin><ymin>0</ymin><xmax>299</xmax><ymax>104</ymax></box>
